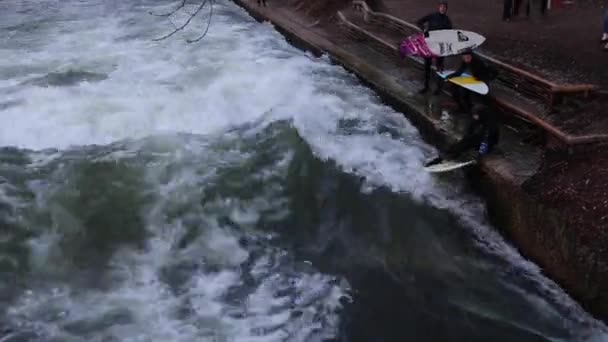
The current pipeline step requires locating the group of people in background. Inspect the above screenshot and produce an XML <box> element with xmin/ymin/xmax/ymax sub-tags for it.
<box><xmin>503</xmin><ymin>0</ymin><xmax>548</xmax><ymax>21</ymax></box>
<box><xmin>503</xmin><ymin>1</ymin><xmax>608</xmax><ymax>52</ymax></box>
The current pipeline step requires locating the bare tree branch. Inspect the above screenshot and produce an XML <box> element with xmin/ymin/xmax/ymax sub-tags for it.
<box><xmin>186</xmin><ymin>0</ymin><xmax>214</xmax><ymax>43</ymax></box>
<box><xmin>149</xmin><ymin>0</ymin><xmax>187</xmax><ymax>17</ymax></box>
<box><xmin>152</xmin><ymin>0</ymin><xmax>210</xmax><ymax>42</ymax></box>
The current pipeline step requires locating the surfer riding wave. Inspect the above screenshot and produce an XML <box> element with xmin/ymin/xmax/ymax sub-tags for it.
<box><xmin>425</xmin><ymin>103</ymin><xmax>500</xmax><ymax>167</ymax></box>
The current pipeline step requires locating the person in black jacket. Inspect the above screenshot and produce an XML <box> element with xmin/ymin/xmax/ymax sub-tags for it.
<box><xmin>416</xmin><ymin>1</ymin><xmax>452</xmax><ymax>95</ymax></box>
<box><xmin>424</xmin><ymin>104</ymin><xmax>500</xmax><ymax>166</ymax></box>
<box><xmin>503</xmin><ymin>0</ymin><xmax>514</xmax><ymax>21</ymax></box>
<box><xmin>444</xmin><ymin>50</ymin><xmax>497</xmax><ymax>112</ymax></box>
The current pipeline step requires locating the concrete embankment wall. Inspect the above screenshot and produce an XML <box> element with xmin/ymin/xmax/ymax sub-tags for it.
<box><xmin>480</xmin><ymin>167</ymin><xmax>607</xmax><ymax>318</ymax></box>
<box><xmin>231</xmin><ymin>0</ymin><xmax>608</xmax><ymax>320</ymax></box>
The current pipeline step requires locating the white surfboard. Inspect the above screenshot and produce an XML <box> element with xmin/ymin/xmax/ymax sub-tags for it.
<box><xmin>425</xmin><ymin>30</ymin><xmax>485</xmax><ymax>57</ymax></box>
<box><xmin>425</xmin><ymin>159</ymin><xmax>476</xmax><ymax>173</ymax></box>
<box><xmin>437</xmin><ymin>70</ymin><xmax>489</xmax><ymax>95</ymax></box>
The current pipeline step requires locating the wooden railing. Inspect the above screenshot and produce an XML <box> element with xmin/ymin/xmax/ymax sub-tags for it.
<box><xmin>340</xmin><ymin>2</ymin><xmax>608</xmax><ymax>145</ymax></box>
<box><xmin>351</xmin><ymin>0</ymin><xmax>597</xmax><ymax>110</ymax></box>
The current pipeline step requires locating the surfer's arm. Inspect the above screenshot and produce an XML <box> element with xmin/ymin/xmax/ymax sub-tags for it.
<box><xmin>416</xmin><ymin>14</ymin><xmax>430</xmax><ymax>31</ymax></box>
<box><xmin>445</xmin><ymin>64</ymin><xmax>465</xmax><ymax>79</ymax></box>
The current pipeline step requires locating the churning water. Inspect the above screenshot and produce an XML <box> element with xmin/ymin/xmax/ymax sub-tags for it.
<box><xmin>0</xmin><ymin>0</ymin><xmax>607</xmax><ymax>341</ymax></box>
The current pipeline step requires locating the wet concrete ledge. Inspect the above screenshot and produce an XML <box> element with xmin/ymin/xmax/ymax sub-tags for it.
<box><xmin>230</xmin><ymin>0</ymin><xmax>608</xmax><ymax>320</ymax></box>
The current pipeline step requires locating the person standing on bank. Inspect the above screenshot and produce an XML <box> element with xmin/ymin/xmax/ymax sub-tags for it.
<box><xmin>503</xmin><ymin>0</ymin><xmax>523</xmax><ymax>21</ymax></box>
<box><xmin>525</xmin><ymin>0</ymin><xmax>545</xmax><ymax>20</ymax></box>
<box><xmin>416</xmin><ymin>1</ymin><xmax>452</xmax><ymax>95</ymax></box>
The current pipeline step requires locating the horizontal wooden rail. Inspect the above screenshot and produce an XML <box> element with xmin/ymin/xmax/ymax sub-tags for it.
<box><xmin>351</xmin><ymin>0</ymin><xmax>597</xmax><ymax>94</ymax></box>
<box><xmin>494</xmin><ymin>97</ymin><xmax>608</xmax><ymax>145</ymax></box>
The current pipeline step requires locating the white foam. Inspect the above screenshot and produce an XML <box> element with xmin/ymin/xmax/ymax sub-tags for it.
<box><xmin>0</xmin><ymin>1</ymin><xmax>316</xmax><ymax>150</ymax></box>
<box><xmin>9</xmin><ymin>172</ymin><xmax>348</xmax><ymax>340</ymax></box>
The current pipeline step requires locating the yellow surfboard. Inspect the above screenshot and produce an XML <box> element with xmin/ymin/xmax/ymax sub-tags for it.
<box><xmin>437</xmin><ymin>71</ymin><xmax>489</xmax><ymax>95</ymax></box>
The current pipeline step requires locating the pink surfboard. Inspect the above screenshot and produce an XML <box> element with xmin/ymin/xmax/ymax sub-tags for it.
<box><xmin>400</xmin><ymin>30</ymin><xmax>486</xmax><ymax>58</ymax></box>
<box><xmin>400</xmin><ymin>33</ymin><xmax>435</xmax><ymax>58</ymax></box>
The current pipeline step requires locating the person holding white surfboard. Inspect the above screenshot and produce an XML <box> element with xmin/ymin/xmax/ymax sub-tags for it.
<box><xmin>424</xmin><ymin>104</ymin><xmax>500</xmax><ymax>168</ymax></box>
<box><xmin>443</xmin><ymin>50</ymin><xmax>497</xmax><ymax>113</ymax></box>
<box><xmin>416</xmin><ymin>1</ymin><xmax>452</xmax><ymax>95</ymax></box>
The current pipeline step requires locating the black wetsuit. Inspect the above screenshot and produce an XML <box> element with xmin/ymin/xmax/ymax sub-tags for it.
<box><xmin>425</xmin><ymin>105</ymin><xmax>499</xmax><ymax>167</ymax></box>
<box><xmin>445</xmin><ymin>106</ymin><xmax>500</xmax><ymax>159</ymax></box>
<box><xmin>416</xmin><ymin>12</ymin><xmax>452</xmax><ymax>92</ymax></box>
<box><xmin>447</xmin><ymin>56</ymin><xmax>496</xmax><ymax>83</ymax></box>
<box><xmin>445</xmin><ymin>56</ymin><xmax>497</xmax><ymax>112</ymax></box>
<box><xmin>416</xmin><ymin>12</ymin><xmax>453</xmax><ymax>32</ymax></box>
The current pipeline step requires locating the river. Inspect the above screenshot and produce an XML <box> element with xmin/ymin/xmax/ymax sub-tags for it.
<box><xmin>0</xmin><ymin>0</ymin><xmax>607</xmax><ymax>341</ymax></box>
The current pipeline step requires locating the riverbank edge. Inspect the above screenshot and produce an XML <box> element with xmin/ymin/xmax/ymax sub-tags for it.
<box><xmin>230</xmin><ymin>0</ymin><xmax>608</xmax><ymax>320</ymax></box>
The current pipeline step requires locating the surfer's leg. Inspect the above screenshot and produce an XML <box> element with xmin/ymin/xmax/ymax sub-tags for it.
<box><xmin>420</xmin><ymin>58</ymin><xmax>431</xmax><ymax>94</ymax></box>
<box><xmin>446</xmin><ymin>127</ymin><xmax>479</xmax><ymax>158</ymax></box>
<box><xmin>514</xmin><ymin>0</ymin><xmax>521</xmax><ymax>16</ymax></box>
<box><xmin>487</xmin><ymin>126</ymin><xmax>500</xmax><ymax>153</ymax></box>
<box><xmin>540</xmin><ymin>0</ymin><xmax>547</xmax><ymax>15</ymax></box>
<box><xmin>429</xmin><ymin>128</ymin><xmax>484</xmax><ymax>165</ymax></box>
<box><xmin>463</xmin><ymin>90</ymin><xmax>473</xmax><ymax>113</ymax></box>
<box><xmin>528</xmin><ymin>0</ymin><xmax>541</xmax><ymax>20</ymax></box>
<box><xmin>435</xmin><ymin>57</ymin><xmax>445</xmax><ymax>73</ymax></box>
<box><xmin>453</xmin><ymin>88</ymin><xmax>471</xmax><ymax>112</ymax></box>
<box><xmin>451</xmin><ymin>131</ymin><xmax>483</xmax><ymax>159</ymax></box>
<box><xmin>428</xmin><ymin>124</ymin><xmax>479</xmax><ymax>164</ymax></box>
<box><xmin>454</xmin><ymin>88</ymin><xmax>465</xmax><ymax>111</ymax></box>
<box><xmin>433</xmin><ymin>58</ymin><xmax>445</xmax><ymax>95</ymax></box>
<box><xmin>445</xmin><ymin>140</ymin><xmax>469</xmax><ymax>160</ymax></box>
